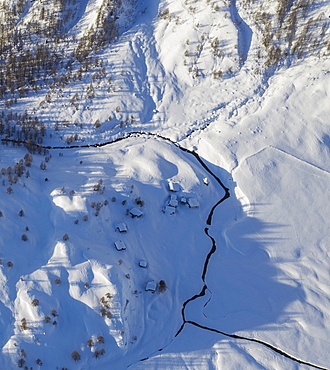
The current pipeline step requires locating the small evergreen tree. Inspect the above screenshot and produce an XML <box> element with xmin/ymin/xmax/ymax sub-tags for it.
<box><xmin>97</xmin><ymin>336</ymin><xmax>104</xmax><ymax>344</ymax></box>
<box><xmin>93</xmin><ymin>349</ymin><xmax>105</xmax><ymax>358</ymax></box>
<box><xmin>159</xmin><ymin>280</ymin><xmax>167</xmax><ymax>292</ymax></box>
<box><xmin>71</xmin><ymin>350</ymin><xmax>81</xmax><ymax>362</ymax></box>
<box><xmin>17</xmin><ymin>358</ymin><xmax>26</xmax><ymax>368</ymax></box>
<box><xmin>20</xmin><ymin>318</ymin><xmax>28</xmax><ymax>330</ymax></box>
<box><xmin>40</xmin><ymin>162</ymin><xmax>47</xmax><ymax>170</ymax></box>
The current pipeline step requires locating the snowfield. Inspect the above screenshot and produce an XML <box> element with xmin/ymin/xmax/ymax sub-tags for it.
<box><xmin>0</xmin><ymin>137</ymin><xmax>226</xmax><ymax>369</ymax></box>
<box><xmin>0</xmin><ymin>0</ymin><xmax>330</xmax><ymax>368</ymax></box>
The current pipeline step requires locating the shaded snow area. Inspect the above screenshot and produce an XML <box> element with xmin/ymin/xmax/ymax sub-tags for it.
<box><xmin>0</xmin><ymin>137</ymin><xmax>225</xmax><ymax>369</ymax></box>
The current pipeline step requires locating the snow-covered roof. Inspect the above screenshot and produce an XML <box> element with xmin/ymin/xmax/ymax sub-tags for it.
<box><xmin>163</xmin><ymin>205</ymin><xmax>176</xmax><ymax>215</ymax></box>
<box><xmin>168</xmin><ymin>198</ymin><xmax>178</xmax><ymax>208</ymax></box>
<box><xmin>180</xmin><ymin>197</ymin><xmax>187</xmax><ymax>204</ymax></box>
<box><xmin>187</xmin><ymin>198</ymin><xmax>199</xmax><ymax>208</ymax></box>
<box><xmin>145</xmin><ymin>280</ymin><xmax>157</xmax><ymax>292</ymax></box>
<box><xmin>115</xmin><ymin>222</ymin><xmax>128</xmax><ymax>232</ymax></box>
<box><xmin>139</xmin><ymin>260</ymin><xmax>147</xmax><ymax>268</ymax></box>
<box><xmin>168</xmin><ymin>182</ymin><xmax>180</xmax><ymax>192</ymax></box>
<box><xmin>114</xmin><ymin>240</ymin><xmax>127</xmax><ymax>251</ymax></box>
<box><xmin>129</xmin><ymin>207</ymin><xmax>143</xmax><ymax>218</ymax></box>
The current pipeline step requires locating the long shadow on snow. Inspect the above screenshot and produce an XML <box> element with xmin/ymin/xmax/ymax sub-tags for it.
<box><xmin>0</xmin><ymin>301</ymin><xmax>12</xmax><ymax>351</ymax></box>
<box><xmin>165</xmin><ymin>156</ymin><xmax>320</xmax><ymax>369</ymax></box>
<box><xmin>174</xmin><ymin>156</ymin><xmax>303</xmax><ymax>332</ymax></box>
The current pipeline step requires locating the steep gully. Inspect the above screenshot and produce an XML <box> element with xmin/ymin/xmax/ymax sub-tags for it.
<box><xmin>230</xmin><ymin>0</ymin><xmax>252</xmax><ymax>66</ymax></box>
<box><xmin>2</xmin><ymin>134</ymin><xmax>329</xmax><ymax>370</ymax></box>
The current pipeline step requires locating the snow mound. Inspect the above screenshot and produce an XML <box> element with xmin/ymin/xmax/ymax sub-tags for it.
<box><xmin>52</xmin><ymin>190</ymin><xmax>87</xmax><ymax>213</ymax></box>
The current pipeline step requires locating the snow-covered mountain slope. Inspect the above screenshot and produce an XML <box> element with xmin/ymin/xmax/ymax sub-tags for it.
<box><xmin>1</xmin><ymin>0</ymin><xmax>329</xmax><ymax>144</ymax></box>
<box><xmin>0</xmin><ymin>0</ymin><xmax>329</xmax><ymax>369</ymax></box>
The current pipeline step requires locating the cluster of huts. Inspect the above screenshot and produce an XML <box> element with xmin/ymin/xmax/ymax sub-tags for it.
<box><xmin>163</xmin><ymin>181</ymin><xmax>199</xmax><ymax>215</ymax></box>
<box><xmin>111</xmin><ymin>180</ymin><xmax>201</xmax><ymax>292</ymax></box>
<box><xmin>113</xmin><ymin>208</ymin><xmax>157</xmax><ymax>291</ymax></box>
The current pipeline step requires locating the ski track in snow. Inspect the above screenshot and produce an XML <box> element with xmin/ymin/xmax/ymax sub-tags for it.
<box><xmin>2</xmin><ymin>134</ymin><xmax>329</xmax><ymax>370</ymax></box>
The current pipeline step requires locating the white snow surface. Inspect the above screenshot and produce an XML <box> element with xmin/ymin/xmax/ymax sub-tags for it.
<box><xmin>0</xmin><ymin>0</ymin><xmax>330</xmax><ymax>369</ymax></box>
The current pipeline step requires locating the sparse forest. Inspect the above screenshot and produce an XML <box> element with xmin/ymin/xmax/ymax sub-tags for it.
<box><xmin>0</xmin><ymin>0</ymin><xmax>124</xmax><ymax>144</ymax></box>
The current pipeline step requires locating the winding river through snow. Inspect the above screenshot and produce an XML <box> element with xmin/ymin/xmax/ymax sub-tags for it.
<box><xmin>2</xmin><ymin>134</ymin><xmax>328</xmax><ymax>370</ymax></box>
